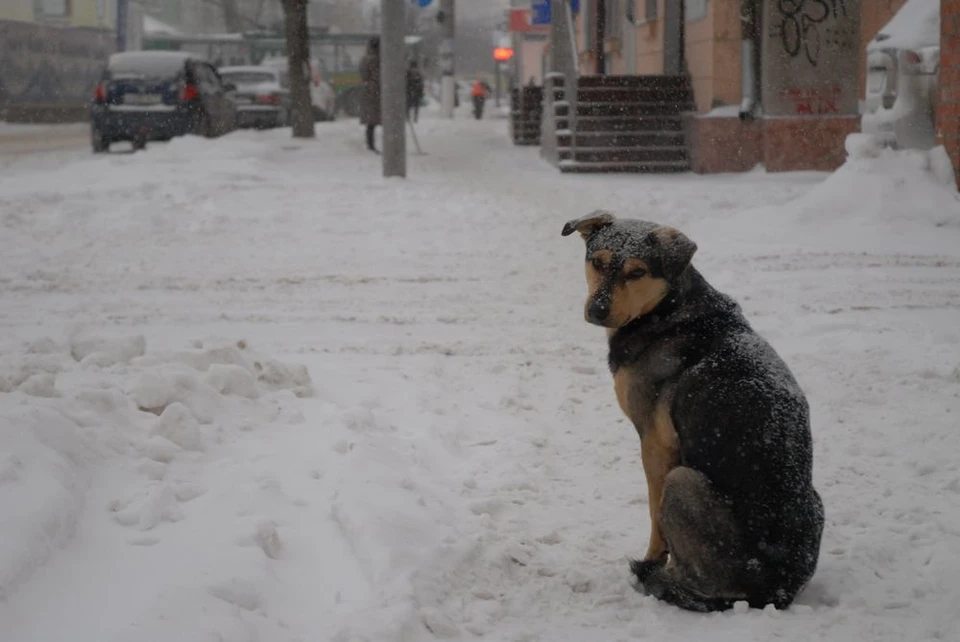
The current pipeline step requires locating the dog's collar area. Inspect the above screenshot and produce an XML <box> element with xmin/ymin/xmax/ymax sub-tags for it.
<box><xmin>631</xmin><ymin>291</ymin><xmax>682</xmax><ymax>329</ymax></box>
<box><xmin>606</xmin><ymin>292</ymin><xmax>684</xmax><ymax>371</ymax></box>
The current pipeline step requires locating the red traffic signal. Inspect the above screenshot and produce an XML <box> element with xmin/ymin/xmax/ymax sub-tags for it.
<box><xmin>493</xmin><ymin>47</ymin><xmax>514</xmax><ymax>61</ymax></box>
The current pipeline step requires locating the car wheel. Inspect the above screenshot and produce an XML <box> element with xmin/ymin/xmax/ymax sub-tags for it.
<box><xmin>132</xmin><ymin>133</ymin><xmax>147</xmax><ymax>151</ymax></box>
<box><xmin>91</xmin><ymin>127</ymin><xmax>109</xmax><ymax>153</ymax></box>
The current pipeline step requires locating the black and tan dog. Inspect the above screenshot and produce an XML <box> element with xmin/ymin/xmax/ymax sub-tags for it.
<box><xmin>562</xmin><ymin>211</ymin><xmax>824</xmax><ymax>612</ymax></box>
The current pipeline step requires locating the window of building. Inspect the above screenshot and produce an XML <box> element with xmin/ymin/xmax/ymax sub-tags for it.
<box><xmin>645</xmin><ymin>0</ymin><xmax>658</xmax><ymax>22</ymax></box>
<box><xmin>685</xmin><ymin>0</ymin><xmax>708</xmax><ymax>22</ymax></box>
<box><xmin>626</xmin><ymin>0</ymin><xmax>658</xmax><ymax>24</ymax></box>
<box><xmin>41</xmin><ymin>0</ymin><xmax>71</xmax><ymax>16</ymax></box>
<box><xmin>605</xmin><ymin>0</ymin><xmax>622</xmax><ymax>39</ymax></box>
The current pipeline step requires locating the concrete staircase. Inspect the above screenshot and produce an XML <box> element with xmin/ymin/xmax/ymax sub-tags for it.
<box><xmin>551</xmin><ymin>75</ymin><xmax>695</xmax><ymax>173</ymax></box>
<box><xmin>510</xmin><ymin>86</ymin><xmax>543</xmax><ymax>146</ymax></box>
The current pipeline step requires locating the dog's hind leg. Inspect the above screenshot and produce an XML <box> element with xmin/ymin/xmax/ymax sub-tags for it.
<box><xmin>631</xmin><ymin>466</ymin><xmax>749</xmax><ymax>612</ymax></box>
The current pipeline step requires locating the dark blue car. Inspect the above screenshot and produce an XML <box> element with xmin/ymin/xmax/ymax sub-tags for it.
<box><xmin>90</xmin><ymin>51</ymin><xmax>237</xmax><ymax>153</ymax></box>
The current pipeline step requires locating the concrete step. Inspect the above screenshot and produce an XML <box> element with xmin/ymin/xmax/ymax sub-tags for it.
<box><xmin>558</xmin><ymin>146</ymin><xmax>688</xmax><ymax>163</ymax></box>
<box><xmin>559</xmin><ymin>159</ymin><xmax>689</xmax><ymax>173</ymax></box>
<box><xmin>554</xmin><ymin>88</ymin><xmax>693</xmax><ymax>104</ymax></box>
<box><xmin>555</xmin><ymin>115</ymin><xmax>684</xmax><ymax>132</ymax></box>
<box><xmin>556</xmin><ymin>131</ymin><xmax>685</xmax><ymax>147</ymax></box>
<box><xmin>556</xmin><ymin>102</ymin><xmax>689</xmax><ymax>117</ymax></box>
<box><xmin>576</xmin><ymin>74</ymin><xmax>691</xmax><ymax>89</ymax></box>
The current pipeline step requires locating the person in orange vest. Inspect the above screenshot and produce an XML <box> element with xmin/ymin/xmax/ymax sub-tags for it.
<box><xmin>470</xmin><ymin>78</ymin><xmax>490</xmax><ymax>120</ymax></box>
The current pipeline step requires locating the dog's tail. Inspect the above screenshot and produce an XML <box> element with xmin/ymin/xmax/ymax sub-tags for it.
<box><xmin>630</xmin><ymin>559</ymin><xmax>738</xmax><ymax>613</ymax></box>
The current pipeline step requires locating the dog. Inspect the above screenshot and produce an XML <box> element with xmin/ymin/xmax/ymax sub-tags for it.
<box><xmin>562</xmin><ymin>211</ymin><xmax>824</xmax><ymax>612</ymax></box>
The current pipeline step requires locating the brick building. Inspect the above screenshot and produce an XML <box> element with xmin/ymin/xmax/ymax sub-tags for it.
<box><xmin>529</xmin><ymin>0</ymin><xmax>922</xmax><ymax>174</ymax></box>
<box><xmin>938</xmin><ymin>0</ymin><xmax>960</xmax><ymax>185</ymax></box>
<box><xmin>581</xmin><ymin>0</ymin><xmax>910</xmax><ymax>172</ymax></box>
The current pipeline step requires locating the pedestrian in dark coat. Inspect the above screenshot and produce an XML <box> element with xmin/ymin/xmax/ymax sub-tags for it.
<box><xmin>359</xmin><ymin>37</ymin><xmax>381</xmax><ymax>153</ymax></box>
<box><xmin>406</xmin><ymin>60</ymin><xmax>424</xmax><ymax>123</ymax></box>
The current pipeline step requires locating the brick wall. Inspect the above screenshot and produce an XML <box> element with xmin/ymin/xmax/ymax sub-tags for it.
<box><xmin>688</xmin><ymin>115</ymin><xmax>858</xmax><ymax>174</ymax></box>
<box><xmin>687</xmin><ymin>116</ymin><xmax>762</xmax><ymax>172</ymax></box>
<box><xmin>763</xmin><ymin>117</ymin><xmax>860</xmax><ymax>172</ymax></box>
<box><xmin>939</xmin><ymin>0</ymin><xmax>960</xmax><ymax>187</ymax></box>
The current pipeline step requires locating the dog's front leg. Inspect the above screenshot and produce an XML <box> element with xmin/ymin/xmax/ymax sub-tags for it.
<box><xmin>640</xmin><ymin>430</ymin><xmax>679</xmax><ymax>562</ymax></box>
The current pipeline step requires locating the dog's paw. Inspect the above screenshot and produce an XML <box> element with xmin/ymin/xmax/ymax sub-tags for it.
<box><xmin>629</xmin><ymin>557</ymin><xmax>665</xmax><ymax>584</ymax></box>
<box><xmin>636</xmin><ymin>569</ymin><xmax>669</xmax><ymax>600</ymax></box>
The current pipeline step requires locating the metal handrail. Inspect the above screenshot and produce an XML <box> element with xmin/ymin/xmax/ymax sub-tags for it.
<box><xmin>541</xmin><ymin>1</ymin><xmax>581</xmax><ymax>167</ymax></box>
<box><xmin>564</xmin><ymin>0</ymin><xmax>579</xmax><ymax>161</ymax></box>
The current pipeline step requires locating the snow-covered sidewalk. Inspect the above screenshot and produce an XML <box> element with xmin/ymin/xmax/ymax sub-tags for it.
<box><xmin>1</xmin><ymin>114</ymin><xmax>959</xmax><ymax>642</ymax></box>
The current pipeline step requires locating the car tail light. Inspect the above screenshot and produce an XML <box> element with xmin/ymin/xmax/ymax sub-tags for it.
<box><xmin>254</xmin><ymin>93</ymin><xmax>279</xmax><ymax>105</ymax></box>
<box><xmin>93</xmin><ymin>82</ymin><xmax>106</xmax><ymax>103</ymax></box>
<box><xmin>179</xmin><ymin>82</ymin><xmax>199</xmax><ymax>102</ymax></box>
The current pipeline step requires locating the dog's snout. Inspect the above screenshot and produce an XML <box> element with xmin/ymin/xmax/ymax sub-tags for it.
<box><xmin>586</xmin><ymin>300</ymin><xmax>610</xmax><ymax>324</ymax></box>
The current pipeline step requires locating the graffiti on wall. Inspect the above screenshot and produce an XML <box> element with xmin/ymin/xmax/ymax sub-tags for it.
<box><xmin>775</xmin><ymin>0</ymin><xmax>856</xmax><ymax>67</ymax></box>
<box><xmin>0</xmin><ymin>20</ymin><xmax>114</xmax><ymax>113</ymax></box>
<box><xmin>783</xmin><ymin>84</ymin><xmax>843</xmax><ymax>114</ymax></box>
<box><xmin>761</xmin><ymin>0</ymin><xmax>861</xmax><ymax>117</ymax></box>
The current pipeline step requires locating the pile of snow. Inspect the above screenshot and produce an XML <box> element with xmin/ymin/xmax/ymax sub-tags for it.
<box><xmin>0</xmin><ymin>328</ymin><xmax>477</xmax><ymax>640</ymax></box>
<box><xmin>795</xmin><ymin>138</ymin><xmax>960</xmax><ymax>228</ymax></box>
<box><xmin>867</xmin><ymin>0</ymin><xmax>940</xmax><ymax>52</ymax></box>
<box><xmin>0</xmin><ymin>332</ymin><xmax>314</xmax><ymax>603</ymax></box>
<box><xmin>693</xmin><ymin>140</ymin><xmax>960</xmax><ymax>253</ymax></box>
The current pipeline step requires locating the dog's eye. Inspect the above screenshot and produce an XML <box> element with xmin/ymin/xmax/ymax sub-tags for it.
<box><xmin>591</xmin><ymin>258</ymin><xmax>605</xmax><ymax>271</ymax></box>
<box><xmin>626</xmin><ymin>268</ymin><xmax>647</xmax><ymax>280</ymax></box>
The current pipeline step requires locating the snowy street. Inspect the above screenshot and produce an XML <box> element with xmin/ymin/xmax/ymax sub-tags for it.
<box><xmin>1</xmin><ymin>112</ymin><xmax>959</xmax><ymax>641</ymax></box>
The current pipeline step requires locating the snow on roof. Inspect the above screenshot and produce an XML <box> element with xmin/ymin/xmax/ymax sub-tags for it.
<box><xmin>219</xmin><ymin>66</ymin><xmax>276</xmax><ymax>74</ymax></box>
<box><xmin>867</xmin><ymin>0</ymin><xmax>940</xmax><ymax>52</ymax></box>
<box><xmin>108</xmin><ymin>50</ymin><xmax>207</xmax><ymax>76</ymax></box>
<box><xmin>143</xmin><ymin>14</ymin><xmax>181</xmax><ymax>36</ymax></box>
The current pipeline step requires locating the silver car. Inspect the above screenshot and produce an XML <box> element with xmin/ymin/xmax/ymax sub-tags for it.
<box><xmin>258</xmin><ymin>57</ymin><xmax>337</xmax><ymax>122</ymax></box>
<box><xmin>862</xmin><ymin>0</ymin><xmax>940</xmax><ymax>150</ymax></box>
<box><xmin>219</xmin><ymin>66</ymin><xmax>289</xmax><ymax>129</ymax></box>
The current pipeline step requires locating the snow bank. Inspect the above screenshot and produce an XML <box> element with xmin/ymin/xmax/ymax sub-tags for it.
<box><xmin>693</xmin><ymin>141</ymin><xmax>960</xmax><ymax>253</ymax></box>
<box><xmin>0</xmin><ymin>328</ymin><xmax>468</xmax><ymax>640</ymax></box>
<box><xmin>0</xmin><ymin>333</ymin><xmax>314</xmax><ymax>603</ymax></box>
<box><xmin>867</xmin><ymin>0</ymin><xmax>939</xmax><ymax>52</ymax></box>
<box><xmin>795</xmin><ymin>140</ymin><xmax>959</xmax><ymax>229</ymax></box>
<box><xmin>0</xmin><ymin>406</ymin><xmax>86</xmax><ymax>601</ymax></box>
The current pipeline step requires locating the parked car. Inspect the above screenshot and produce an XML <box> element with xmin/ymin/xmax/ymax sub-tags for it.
<box><xmin>259</xmin><ymin>56</ymin><xmax>337</xmax><ymax>121</ymax></box>
<box><xmin>219</xmin><ymin>66</ymin><xmax>289</xmax><ymax>129</ymax></box>
<box><xmin>90</xmin><ymin>51</ymin><xmax>237</xmax><ymax>153</ymax></box>
<box><xmin>861</xmin><ymin>0</ymin><xmax>940</xmax><ymax>150</ymax></box>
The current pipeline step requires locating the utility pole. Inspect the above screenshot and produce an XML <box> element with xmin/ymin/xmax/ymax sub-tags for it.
<box><xmin>438</xmin><ymin>0</ymin><xmax>455</xmax><ymax>118</ymax></box>
<box><xmin>116</xmin><ymin>0</ymin><xmax>129</xmax><ymax>51</ymax></box>
<box><xmin>381</xmin><ymin>0</ymin><xmax>406</xmax><ymax>177</ymax></box>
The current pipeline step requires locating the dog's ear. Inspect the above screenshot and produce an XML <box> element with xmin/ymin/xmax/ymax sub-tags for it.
<box><xmin>651</xmin><ymin>226</ymin><xmax>697</xmax><ymax>279</ymax></box>
<box><xmin>561</xmin><ymin>210</ymin><xmax>616</xmax><ymax>240</ymax></box>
